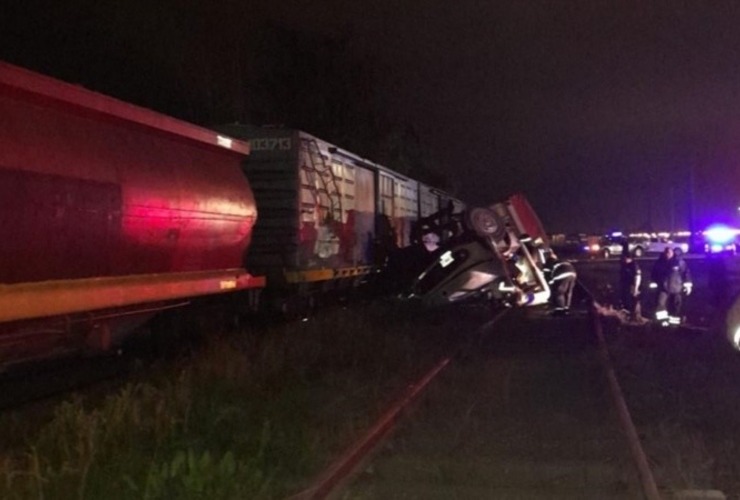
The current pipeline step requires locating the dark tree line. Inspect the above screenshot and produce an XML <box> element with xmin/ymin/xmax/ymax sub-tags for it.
<box><xmin>0</xmin><ymin>0</ymin><xmax>449</xmax><ymax>188</ymax></box>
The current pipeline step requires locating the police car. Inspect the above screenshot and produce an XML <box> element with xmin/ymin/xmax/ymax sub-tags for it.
<box><xmin>703</xmin><ymin>225</ymin><xmax>738</xmax><ymax>255</ymax></box>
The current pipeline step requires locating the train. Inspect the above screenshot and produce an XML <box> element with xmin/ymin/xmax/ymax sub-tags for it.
<box><xmin>0</xmin><ymin>61</ymin><xmax>467</xmax><ymax>368</ymax></box>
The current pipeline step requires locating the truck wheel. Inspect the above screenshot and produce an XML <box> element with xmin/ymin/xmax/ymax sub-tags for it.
<box><xmin>467</xmin><ymin>208</ymin><xmax>505</xmax><ymax>240</ymax></box>
<box><xmin>633</xmin><ymin>247</ymin><xmax>644</xmax><ymax>257</ymax></box>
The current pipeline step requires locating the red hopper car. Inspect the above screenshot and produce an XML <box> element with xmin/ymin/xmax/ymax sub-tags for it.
<box><xmin>0</xmin><ymin>61</ymin><xmax>264</xmax><ymax>365</ymax></box>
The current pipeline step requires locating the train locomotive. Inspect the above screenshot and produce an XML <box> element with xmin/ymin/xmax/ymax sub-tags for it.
<box><xmin>0</xmin><ymin>61</ymin><xmax>465</xmax><ymax>368</ymax></box>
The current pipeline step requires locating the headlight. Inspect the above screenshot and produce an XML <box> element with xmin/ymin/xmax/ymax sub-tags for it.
<box><xmin>727</xmin><ymin>295</ymin><xmax>740</xmax><ymax>351</ymax></box>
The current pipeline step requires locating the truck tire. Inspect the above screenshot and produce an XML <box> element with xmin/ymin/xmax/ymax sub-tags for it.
<box><xmin>467</xmin><ymin>208</ymin><xmax>505</xmax><ymax>240</ymax></box>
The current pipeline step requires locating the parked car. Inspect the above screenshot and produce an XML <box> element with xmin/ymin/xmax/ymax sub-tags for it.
<box><xmin>597</xmin><ymin>234</ymin><xmax>649</xmax><ymax>258</ymax></box>
<box><xmin>646</xmin><ymin>235</ymin><xmax>689</xmax><ymax>256</ymax></box>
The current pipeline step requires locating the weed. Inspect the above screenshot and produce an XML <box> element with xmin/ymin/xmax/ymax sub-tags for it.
<box><xmin>0</xmin><ymin>302</ymin><xmax>480</xmax><ymax>498</ymax></box>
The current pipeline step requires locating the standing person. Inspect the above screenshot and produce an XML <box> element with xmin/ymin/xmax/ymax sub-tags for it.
<box><xmin>620</xmin><ymin>250</ymin><xmax>644</xmax><ymax>323</ymax></box>
<box><xmin>543</xmin><ymin>251</ymin><xmax>578</xmax><ymax>316</ymax></box>
<box><xmin>650</xmin><ymin>247</ymin><xmax>692</xmax><ymax>326</ymax></box>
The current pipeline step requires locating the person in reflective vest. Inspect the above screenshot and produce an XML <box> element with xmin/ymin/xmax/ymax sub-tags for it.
<box><xmin>543</xmin><ymin>251</ymin><xmax>577</xmax><ymax>315</ymax></box>
<box><xmin>650</xmin><ymin>247</ymin><xmax>692</xmax><ymax>326</ymax></box>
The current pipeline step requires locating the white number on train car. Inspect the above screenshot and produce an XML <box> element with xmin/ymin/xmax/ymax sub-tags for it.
<box><xmin>251</xmin><ymin>138</ymin><xmax>292</xmax><ymax>151</ymax></box>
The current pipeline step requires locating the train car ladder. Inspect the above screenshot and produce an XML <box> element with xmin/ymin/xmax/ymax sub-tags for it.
<box><xmin>302</xmin><ymin>138</ymin><xmax>343</xmax><ymax>223</ymax></box>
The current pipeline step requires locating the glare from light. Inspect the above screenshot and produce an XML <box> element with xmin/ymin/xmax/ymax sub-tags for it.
<box><xmin>728</xmin><ymin>295</ymin><xmax>740</xmax><ymax>350</ymax></box>
<box><xmin>704</xmin><ymin>224</ymin><xmax>737</xmax><ymax>244</ymax></box>
<box><xmin>439</xmin><ymin>250</ymin><xmax>454</xmax><ymax>268</ymax></box>
<box><xmin>217</xmin><ymin>135</ymin><xmax>233</xmax><ymax>148</ymax></box>
<box><xmin>448</xmin><ymin>270</ymin><xmax>496</xmax><ymax>301</ymax></box>
<box><xmin>461</xmin><ymin>270</ymin><xmax>495</xmax><ymax>290</ymax></box>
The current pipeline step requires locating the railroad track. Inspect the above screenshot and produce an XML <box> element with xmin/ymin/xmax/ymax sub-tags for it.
<box><xmin>290</xmin><ymin>283</ymin><xmax>708</xmax><ymax>499</ymax></box>
<box><xmin>289</xmin><ymin>308</ymin><xmax>514</xmax><ymax>500</ymax></box>
<box><xmin>0</xmin><ymin>293</ymin><xmax>401</xmax><ymax>413</ymax></box>
<box><xmin>0</xmin><ymin>352</ymin><xmax>131</xmax><ymax>411</ymax></box>
<box><xmin>0</xmin><ymin>300</ymin><xmax>225</xmax><ymax>411</ymax></box>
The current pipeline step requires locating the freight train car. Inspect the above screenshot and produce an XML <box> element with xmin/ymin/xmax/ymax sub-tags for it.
<box><xmin>0</xmin><ymin>61</ymin><xmax>264</xmax><ymax>367</ymax></box>
<box><xmin>215</xmin><ymin>124</ymin><xmax>465</xmax><ymax>311</ymax></box>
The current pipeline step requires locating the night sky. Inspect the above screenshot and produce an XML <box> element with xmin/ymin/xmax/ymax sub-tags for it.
<box><xmin>2</xmin><ymin>1</ymin><xmax>739</xmax><ymax>234</ymax></box>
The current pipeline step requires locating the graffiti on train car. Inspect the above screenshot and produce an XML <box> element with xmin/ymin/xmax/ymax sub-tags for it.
<box><xmin>215</xmin><ymin>124</ymin><xmax>466</xmax><ymax>295</ymax></box>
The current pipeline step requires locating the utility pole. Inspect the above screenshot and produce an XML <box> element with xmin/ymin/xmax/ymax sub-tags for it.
<box><xmin>688</xmin><ymin>162</ymin><xmax>695</xmax><ymax>235</ymax></box>
<box><xmin>646</xmin><ymin>170</ymin><xmax>654</xmax><ymax>231</ymax></box>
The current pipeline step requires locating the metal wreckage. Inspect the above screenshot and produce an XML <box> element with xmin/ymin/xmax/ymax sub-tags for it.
<box><xmin>401</xmin><ymin>193</ymin><xmax>553</xmax><ymax>309</ymax></box>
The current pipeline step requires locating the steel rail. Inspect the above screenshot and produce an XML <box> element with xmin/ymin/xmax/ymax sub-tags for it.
<box><xmin>576</xmin><ymin>279</ymin><xmax>661</xmax><ymax>499</ymax></box>
<box><xmin>294</xmin><ymin>281</ymin><xmax>662</xmax><ymax>500</ymax></box>
<box><xmin>582</xmin><ymin>278</ymin><xmax>662</xmax><ymax>500</ymax></box>
<box><xmin>289</xmin><ymin>307</ymin><xmax>511</xmax><ymax>500</ymax></box>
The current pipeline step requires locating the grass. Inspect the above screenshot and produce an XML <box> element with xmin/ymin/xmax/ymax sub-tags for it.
<box><xmin>604</xmin><ymin>319</ymin><xmax>740</xmax><ymax>496</ymax></box>
<box><xmin>6</xmin><ymin>290</ymin><xmax>740</xmax><ymax>498</ymax></box>
<box><xmin>576</xmin><ymin>257</ymin><xmax>740</xmax><ymax>496</ymax></box>
<box><xmin>0</xmin><ymin>300</ymin><xmax>486</xmax><ymax>499</ymax></box>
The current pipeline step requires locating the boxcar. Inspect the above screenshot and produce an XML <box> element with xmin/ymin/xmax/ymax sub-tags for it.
<box><xmin>216</xmin><ymin>125</ymin><xmax>465</xmax><ymax>307</ymax></box>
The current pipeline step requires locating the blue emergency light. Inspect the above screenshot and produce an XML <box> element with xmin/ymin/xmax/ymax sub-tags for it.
<box><xmin>704</xmin><ymin>224</ymin><xmax>737</xmax><ymax>244</ymax></box>
<box><xmin>704</xmin><ymin>224</ymin><xmax>738</xmax><ymax>254</ymax></box>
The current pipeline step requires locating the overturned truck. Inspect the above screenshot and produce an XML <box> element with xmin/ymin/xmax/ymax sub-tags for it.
<box><xmin>407</xmin><ymin>193</ymin><xmax>552</xmax><ymax>308</ymax></box>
